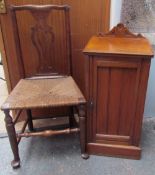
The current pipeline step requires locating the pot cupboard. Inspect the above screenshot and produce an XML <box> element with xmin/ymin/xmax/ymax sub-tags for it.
<box><xmin>83</xmin><ymin>24</ymin><xmax>154</xmax><ymax>159</ymax></box>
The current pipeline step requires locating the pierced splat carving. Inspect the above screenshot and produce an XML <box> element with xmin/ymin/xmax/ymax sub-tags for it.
<box><xmin>31</xmin><ymin>10</ymin><xmax>57</xmax><ymax>75</ymax></box>
<box><xmin>99</xmin><ymin>23</ymin><xmax>143</xmax><ymax>38</ymax></box>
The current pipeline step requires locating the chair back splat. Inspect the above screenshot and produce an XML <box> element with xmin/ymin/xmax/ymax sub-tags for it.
<box><xmin>10</xmin><ymin>5</ymin><xmax>72</xmax><ymax>78</ymax></box>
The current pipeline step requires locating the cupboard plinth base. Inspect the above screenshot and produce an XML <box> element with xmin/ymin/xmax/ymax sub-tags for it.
<box><xmin>87</xmin><ymin>143</ymin><xmax>141</xmax><ymax>160</ymax></box>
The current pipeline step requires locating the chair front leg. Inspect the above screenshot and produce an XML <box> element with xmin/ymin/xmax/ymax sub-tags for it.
<box><xmin>78</xmin><ymin>104</ymin><xmax>89</xmax><ymax>159</ymax></box>
<box><xmin>4</xmin><ymin>110</ymin><xmax>20</xmax><ymax>169</ymax></box>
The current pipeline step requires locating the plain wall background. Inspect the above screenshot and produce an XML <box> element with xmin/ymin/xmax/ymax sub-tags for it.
<box><xmin>110</xmin><ymin>0</ymin><xmax>155</xmax><ymax>117</ymax></box>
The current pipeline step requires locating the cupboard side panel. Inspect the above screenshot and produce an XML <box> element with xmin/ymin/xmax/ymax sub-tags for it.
<box><xmin>133</xmin><ymin>59</ymin><xmax>151</xmax><ymax>146</ymax></box>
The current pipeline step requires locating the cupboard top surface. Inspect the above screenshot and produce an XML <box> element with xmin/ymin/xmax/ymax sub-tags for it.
<box><xmin>83</xmin><ymin>36</ymin><xmax>154</xmax><ymax>57</ymax></box>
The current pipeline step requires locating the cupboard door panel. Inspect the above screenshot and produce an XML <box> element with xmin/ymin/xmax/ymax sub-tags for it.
<box><xmin>96</xmin><ymin>67</ymin><xmax>109</xmax><ymax>134</ymax></box>
<box><xmin>107</xmin><ymin>68</ymin><xmax>123</xmax><ymax>135</ymax></box>
<box><xmin>92</xmin><ymin>59</ymin><xmax>141</xmax><ymax>145</ymax></box>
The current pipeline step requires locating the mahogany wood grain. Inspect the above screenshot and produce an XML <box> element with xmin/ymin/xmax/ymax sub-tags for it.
<box><xmin>0</xmin><ymin>0</ymin><xmax>110</xmax><ymax>119</ymax></box>
<box><xmin>10</xmin><ymin>4</ymin><xmax>72</xmax><ymax>77</ymax></box>
<box><xmin>83</xmin><ymin>24</ymin><xmax>154</xmax><ymax>159</ymax></box>
<box><xmin>107</xmin><ymin>68</ymin><xmax>122</xmax><ymax>135</ymax></box>
<box><xmin>133</xmin><ymin>59</ymin><xmax>151</xmax><ymax>146</ymax></box>
<box><xmin>1</xmin><ymin>3</ymin><xmax>90</xmax><ymax>168</ymax></box>
<box><xmin>87</xmin><ymin>143</ymin><xmax>141</xmax><ymax>160</ymax></box>
<box><xmin>0</xmin><ymin>0</ymin><xmax>110</xmax><ymax>91</ymax></box>
<box><xmin>4</xmin><ymin>110</ymin><xmax>20</xmax><ymax>168</ymax></box>
<box><xmin>17</xmin><ymin>128</ymin><xmax>79</xmax><ymax>137</ymax></box>
<box><xmin>96</xmin><ymin>67</ymin><xmax>109</xmax><ymax>134</ymax></box>
<box><xmin>83</xmin><ymin>25</ymin><xmax>153</xmax><ymax>57</ymax></box>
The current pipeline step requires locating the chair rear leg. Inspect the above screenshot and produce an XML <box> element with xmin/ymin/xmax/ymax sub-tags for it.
<box><xmin>69</xmin><ymin>106</ymin><xmax>77</xmax><ymax>128</ymax></box>
<box><xmin>26</xmin><ymin>109</ymin><xmax>34</xmax><ymax>131</ymax></box>
<box><xmin>4</xmin><ymin>110</ymin><xmax>20</xmax><ymax>169</ymax></box>
<box><xmin>78</xmin><ymin>105</ymin><xmax>89</xmax><ymax>159</ymax></box>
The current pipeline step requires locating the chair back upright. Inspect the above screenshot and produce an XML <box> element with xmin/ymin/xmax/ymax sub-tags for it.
<box><xmin>10</xmin><ymin>5</ymin><xmax>72</xmax><ymax>78</ymax></box>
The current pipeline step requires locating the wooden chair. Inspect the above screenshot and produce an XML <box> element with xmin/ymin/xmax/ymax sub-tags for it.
<box><xmin>1</xmin><ymin>5</ymin><xmax>89</xmax><ymax>169</ymax></box>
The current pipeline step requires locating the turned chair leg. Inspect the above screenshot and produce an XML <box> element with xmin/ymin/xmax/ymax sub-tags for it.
<box><xmin>4</xmin><ymin>110</ymin><xmax>20</xmax><ymax>169</ymax></box>
<box><xmin>78</xmin><ymin>105</ymin><xmax>89</xmax><ymax>159</ymax></box>
<box><xmin>69</xmin><ymin>106</ymin><xmax>77</xmax><ymax>128</ymax></box>
<box><xmin>26</xmin><ymin>109</ymin><xmax>34</xmax><ymax>131</ymax></box>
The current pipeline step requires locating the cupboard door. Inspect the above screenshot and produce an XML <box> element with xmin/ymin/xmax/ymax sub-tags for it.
<box><xmin>91</xmin><ymin>58</ymin><xmax>141</xmax><ymax>146</ymax></box>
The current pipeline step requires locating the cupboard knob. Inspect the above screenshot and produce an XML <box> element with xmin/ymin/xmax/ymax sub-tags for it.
<box><xmin>89</xmin><ymin>101</ymin><xmax>93</xmax><ymax>108</ymax></box>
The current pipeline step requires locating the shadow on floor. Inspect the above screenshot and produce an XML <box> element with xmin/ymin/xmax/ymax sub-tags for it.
<box><xmin>0</xmin><ymin>118</ymin><xmax>155</xmax><ymax>175</ymax></box>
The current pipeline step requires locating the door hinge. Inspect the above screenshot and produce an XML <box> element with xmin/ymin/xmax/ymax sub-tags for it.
<box><xmin>0</xmin><ymin>0</ymin><xmax>6</xmax><ymax>14</ymax></box>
